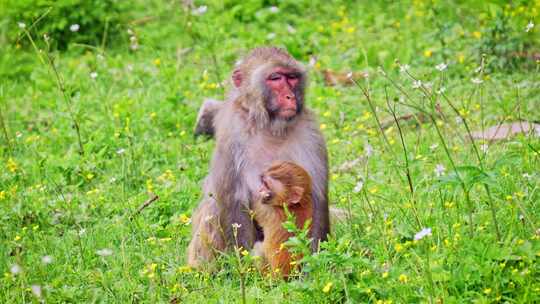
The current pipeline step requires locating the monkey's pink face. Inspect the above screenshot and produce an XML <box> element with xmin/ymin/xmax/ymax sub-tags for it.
<box><xmin>265</xmin><ymin>67</ymin><xmax>301</xmax><ymax>120</ymax></box>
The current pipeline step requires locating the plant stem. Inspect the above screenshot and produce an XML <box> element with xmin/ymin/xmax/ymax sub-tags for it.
<box><xmin>0</xmin><ymin>100</ymin><xmax>12</xmax><ymax>153</ymax></box>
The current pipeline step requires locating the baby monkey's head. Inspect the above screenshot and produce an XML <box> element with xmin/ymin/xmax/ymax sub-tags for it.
<box><xmin>258</xmin><ymin>161</ymin><xmax>312</xmax><ymax>207</ymax></box>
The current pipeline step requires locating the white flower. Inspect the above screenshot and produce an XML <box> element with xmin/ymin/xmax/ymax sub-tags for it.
<box><xmin>90</xmin><ymin>72</ymin><xmax>98</xmax><ymax>79</ymax></box>
<box><xmin>414</xmin><ymin>227</ymin><xmax>432</xmax><ymax>241</ymax></box>
<box><xmin>523</xmin><ymin>173</ymin><xmax>532</xmax><ymax>180</ymax></box>
<box><xmin>10</xmin><ymin>264</ymin><xmax>21</xmax><ymax>275</ymax></box>
<box><xmin>43</xmin><ymin>34</ymin><xmax>49</xmax><ymax>42</ymax></box>
<box><xmin>42</xmin><ymin>255</ymin><xmax>53</xmax><ymax>264</ymax></box>
<box><xmin>353</xmin><ymin>179</ymin><xmax>364</xmax><ymax>193</ymax></box>
<box><xmin>308</xmin><ymin>56</ymin><xmax>317</xmax><ymax>67</ymax></box>
<box><xmin>471</xmin><ymin>78</ymin><xmax>483</xmax><ymax>84</ymax></box>
<box><xmin>435</xmin><ymin>62</ymin><xmax>447</xmax><ymax>71</ymax></box>
<box><xmin>455</xmin><ymin>116</ymin><xmax>463</xmax><ymax>124</ymax></box>
<box><xmin>232</xmin><ymin>223</ymin><xmax>242</xmax><ymax>229</ymax></box>
<box><xmin>266</xmin><ymin>32</ymin><xmax>276</xmax><ymax>40</ymax></box>
<box><xmin>192</xmin><ymin>5</ymin><xmax>207</xmax><ymax>16</ymax></box>
<box><xmin>346</xmin><ymin>72</ymin><xmax>353</xmax><ymax>79</ymax></box>
<box><xmin>18</xmin><ymin>22</ymin><xmax>26</xmax><ymax>29</ymax></box>
<box><xmin>436</xmin><ymin>87</ymin><xmax>446</xmax><ymax>95</ymax></box>
<box><xmin>480</xmin><ymin>144</ymin><xmax>488</xmax><ymax>153</ymax></box>
<box><xmin>116</xmin><ymin>148</ymin><xmax>126</xmax><ymax>155</ymax></box>
<box><xmin>526</xmin><ymin>21</ymin><xmax>534</xmax><ymax>32</ymax></box>
<box><xmin>70</xmin><ymin>24</ymin><xmax>80</xmax><ymax>32</ymax></box>
<box><xmin>364</xmin><ymin>143</ymin><xmax>373</xmax><ymax>157</ymax></box>
<box><xmin>31</xmin><ymin>285</ymin><xmax>42</xmax><ymax>298</ymax></box>
<box><xmin>412</xmin><ymin>80</ymin><xmax>422</xmax><ymax>89</ymax></box>
<box><xmin>286</xmin><ymin>24</ymin><xmax>296</xmax><ymax>34</ymax></box>
<box><xmin>96</xmin><ymin>248</ymin><xmax>113</xmax><ymax>256</ymax></box>
<box><xmin>429</xmin><ymin>143</ymin><xmax>439</xmax><ymax>151</ymax></box>
<box><xmin>78</xmin><ymin>228</ymin><xmax>86</xmax><ymax>236</ymax></box>
<box><xmin>269</xmin><ymin>6</ymin><xmax>279</xmax><ymax>13</ymax></box>
<box><xmin>434</xmin><ymin>164</ymin><xmax>446</xmax><ymax>177</ymax></box>
<box><xmin>399</xmin><ymin>64</ymin><xmax>410</xmax><ymax>73</ymax></box>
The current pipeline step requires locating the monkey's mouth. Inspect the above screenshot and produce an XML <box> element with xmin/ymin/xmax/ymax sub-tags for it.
<box><xmin>279</xmin><ymin>109</ymin><xmax>297</xmax><ymax>119</ymax></box>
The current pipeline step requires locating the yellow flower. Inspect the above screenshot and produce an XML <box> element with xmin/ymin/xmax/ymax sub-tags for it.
<box><xmin>86</xmin><ymin>173</ymin><xmax>94</xmax><ymax>180</ymax></box>
<box><xmin>146</xmin><ymin>179</ymin><xmax>154</xmax><ymax>192</ymax></box>
<box><xmin>178</xmin><ymin>265</ymin><xmax>192</xmax><ymax>273</ymax></box>
<box><xmin>322</xmin><ymin>282</ymin><xmax>333</xmax><ymax>293</ymax></box>
<box><xmin>14</xmin><ymin>235</ymin><xmax>21</xmax><ymax>241</ymax></box>
<box><xmin>150</xmin><ymin>112</ymin><xmax>157</xmax><ymax>119</ymax></box>
<box><xmin>361</xmin><ymin>111</ymin><xmax>371</xmax><ymax>120</ymax></box>
<box><xmin>0</xmin><ymin>191</ymin><xmax>5</xmax><ymax>200</ymax></box>
<box><xmin>472</xmin><ymin>31</ymin><xmax>482</xmax><ymax>39</ymax></box>
<box><xmin>394</xmin><ymin>243</ymin><xmax>404</xmax><ymax>252</ymax></box>
<box><xmin>398</xmin><ymin>274</ymin><xmax>408</xmax><ymax>283</ymax></box>
<box><xmin>483</xmin><ymin>288</ymin><xmax>491</xmax><ymax>294</ymax></box>
<box><xmin>320</xmin><ymin>123</ymin><xmax>327</xmax><ymax>130</ymax></box>
<box><xmin>382</xmin><ymin>271</ymin><xmax>389</xmax><ymax>278</ymax></box>
<box><xmin>241</xmin><ymin>249</ymin><xmax>249</xmax><ymax>256</ymax></box>
<box><xmin>179</xmin><ymin>214</ymin><xmax>191</xmax><ymax>224</ymax></box>
<box><xmin>7</xmin><ymin>158</ymin><xmax>18</xmax><ymax>173</ymax></box>
<box><xmin>424</xmin><ymin>50</ymin><xmax>433</xmax><ymax>57</ymax></box>
<box><xmin>153</xmin><ymin>58</ymin><xmax>161</xmax><ymax>66</ymax></box>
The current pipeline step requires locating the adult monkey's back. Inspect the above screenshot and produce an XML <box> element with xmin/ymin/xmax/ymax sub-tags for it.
<box><xmin>187</xmin><ymin>47</ymin><xmax>329</xmax><ymax>267</ymax></box>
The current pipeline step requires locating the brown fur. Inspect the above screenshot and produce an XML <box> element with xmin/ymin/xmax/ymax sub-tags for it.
<box><xmin>252</xmin><ymin>161</ymin><xmax>313</xmax><ymax>278</ymax></box>
<box><xmin>187</xmin><ymin>47</ymin><xmax>328</xmax><ymax>268</ymax></box>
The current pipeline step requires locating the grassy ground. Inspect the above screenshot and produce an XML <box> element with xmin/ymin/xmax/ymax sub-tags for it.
<box><xmin>1</xmin><ymin>1</ymin><xmax>539</xmax><ymax>303</ymax></box>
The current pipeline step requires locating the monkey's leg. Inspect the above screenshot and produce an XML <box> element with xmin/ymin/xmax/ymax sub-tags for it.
<box><xmin>228</xmin><ymin>200</ymin><xmax>257</xmax><ymax>250</ymax></box>
<box><xmin>187</xmin><ymin>198</ymin><xmax>226</xmax><ymax>268</ymax></box>
<box><xmin>194</xmin><ymin>98</ymin><xmax>223</xmax><ymax>137</ymax></box>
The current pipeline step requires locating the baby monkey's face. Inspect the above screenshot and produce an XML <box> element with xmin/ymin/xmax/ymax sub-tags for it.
<box><xmin>258</xmin><ymin>173</ymin><xmax>287</xmax><ymax>206</ymax></box>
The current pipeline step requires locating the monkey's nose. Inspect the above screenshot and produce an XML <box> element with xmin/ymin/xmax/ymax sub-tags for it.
<box><xmin>285</xmin><ymin>94</ymin><xmax>294</xmax><ymax>100</ymax></box>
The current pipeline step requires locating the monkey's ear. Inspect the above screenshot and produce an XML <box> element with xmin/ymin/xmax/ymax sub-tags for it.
<box><xmin>288</xmin><ymin>186</ymin><xmax>304</xmax><ymax>205</ymax></box>
<box><xmin>232</xmin><ymin>69</ymin><xmax>242</xmax><ymax>88</ymax></box>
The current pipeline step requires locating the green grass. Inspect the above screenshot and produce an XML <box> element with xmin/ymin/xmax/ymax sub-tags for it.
<box><xmin>1</xmin><ymin>0</ymin><xmax>539</xmax><ymax>302</ymax></box>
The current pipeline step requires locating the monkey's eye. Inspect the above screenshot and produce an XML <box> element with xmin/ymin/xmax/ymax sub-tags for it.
<box><xmin>268</xmin><ymin>73</ymin><xmax>283</xmax><ymax>81</ymax></box>
<box><xmin>287</xmin><ymin>73</ymin><xmax>299</xmax><ymax>80</ymax></box>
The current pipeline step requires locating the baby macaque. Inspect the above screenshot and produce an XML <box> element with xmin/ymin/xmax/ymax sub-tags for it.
<box><xmin>252</xmin><ymin>161</ymin><xmax>313</xmax><ymax>278</ymax></box>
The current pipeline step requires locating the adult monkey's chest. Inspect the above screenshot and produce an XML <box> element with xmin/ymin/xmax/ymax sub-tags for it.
<box><xmin>243</xmin><ymin>133</ymin><xmax>298</xmax><ymax>197</ymax></box>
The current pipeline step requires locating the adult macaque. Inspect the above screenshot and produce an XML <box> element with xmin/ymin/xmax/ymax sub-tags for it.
<box><xmin>251</xmin><ymin>161</ymin><xmax>313</xmax><ymax>278</ymax></box>
<box><xmin>187</xmin><ymin>47</ymin><xmax>329</xmax><ymax>267</ymax></box>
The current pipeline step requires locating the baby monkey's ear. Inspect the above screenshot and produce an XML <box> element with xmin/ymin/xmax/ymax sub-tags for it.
<box><xmin>288</xmin><ymin>186</ymin><xmax>304</xmax><ymax>205</ymax></box>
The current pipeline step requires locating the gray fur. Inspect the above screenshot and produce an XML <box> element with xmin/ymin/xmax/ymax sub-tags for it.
<box><xmin>187</xmin><ymin>47</ymin><xmax>329</xmax><ymax>267</ymax></box>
